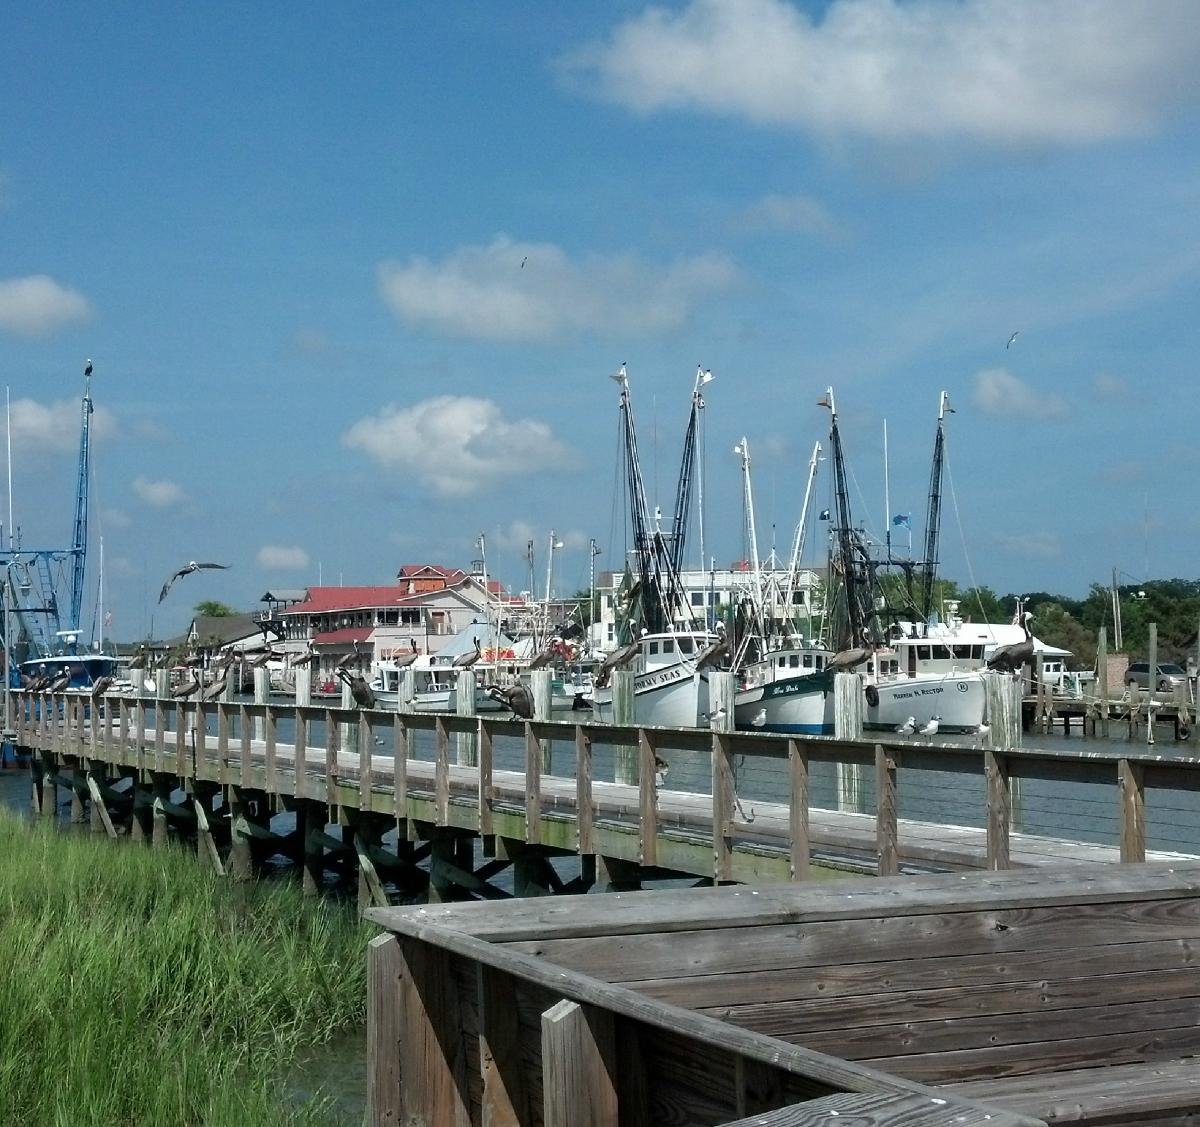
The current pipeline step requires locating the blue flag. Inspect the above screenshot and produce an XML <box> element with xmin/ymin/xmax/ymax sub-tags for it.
<box><xmin>892</xmin><ymin>513</ymin><xmax>911</xmax><ymax>529</ymax></box>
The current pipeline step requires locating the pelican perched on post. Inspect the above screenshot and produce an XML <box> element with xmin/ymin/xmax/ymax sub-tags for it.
<box><xmin>987</xmin><ymin>611</ymin><xmax>1035</xmax><ymax>674</ymax></box>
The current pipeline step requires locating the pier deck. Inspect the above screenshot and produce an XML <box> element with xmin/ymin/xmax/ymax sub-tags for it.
<box><xmin>13</xmin><ymin>690</ymin><xmax>1200</xmax><ymax>901</ymax></box>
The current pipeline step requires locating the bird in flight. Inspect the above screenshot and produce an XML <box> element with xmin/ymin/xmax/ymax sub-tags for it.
<box><xmin>520</xmin><ymin>256</ymin><xmax>528</xmax><ymax>269</ymax></box>
<box><xmin>1006</xmin><ymin>330</ymin><xmax>1020</xmax><ymax>350</ymax></box>
<box><xmin>159</xmin><ymin>560</ymin><xmax>229</xmax><ymax>603</ymax></box>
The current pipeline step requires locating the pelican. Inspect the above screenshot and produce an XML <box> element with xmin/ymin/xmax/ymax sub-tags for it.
<box><xmin>452</xmin><ymin>638</ymin><xmax>483</xmax><ymax>668</ymax></box>
<box><xmin>84</xmin><ymin>358</ymin><xmax>93</xmax><ymax>377</ymax></box>
<box><xmin>392</xmin><ymin>639</ymin><xmax>420</xmax><ymax>668</ymax></box>
<box><xmin>201</xmin><ymin>675</ymin><xmax>229</xmax><ymax>702</ymax></box>
<box><xmin>172</xmin><ymin>675</ymin><xmax>201</xmax><ymax>699</ymax></box>
<box><xmin>828</xmin><ymin>647</ymin><xmax>872</xmax><ymax>671</ymax></box>
<box><xmin>919</xmin><ymin>716</ymin><xmax>941</xmax><ymax>742</ymax></box>
<box><xmin>90</xmin><ymin>675</ymin><xmax>114</xmax><ymax>699</ymax></box>
<box><xmin>895</xmin><ymin>716</ymin><xmax>917</xmax><ymax>735</ymax></box>
<box><xmin>335</xmin><ymin>666</ymin><xmax>376</xmax><ymax>709</ymax></box>
<box><xmin>987</xmin><ymin>612</ymin><xmax>1035</xmax><ymax>673</ymax></box>
<box><xmin>158</xmin><ymin>561</ymin><xmax>229</xmax><ymax>603</ymax></box>
<box><xmin>486</xmin><ymin>683</ymin><xmax>533</xmax><ymax>719</ymax></box>
<box><xmin>47</xmin><ymin>671</ymin><xmax>73</xmax><ymax>693</ymax></box>
<box><xmin>749</xmin><ymin>708</ymin><xmax>767</xmax><ymax>728</ymax></box>
<box><xmin>1006</xmin><ymin>330</ymin><xmax>1020</xmax><ymax>349</ymax></box>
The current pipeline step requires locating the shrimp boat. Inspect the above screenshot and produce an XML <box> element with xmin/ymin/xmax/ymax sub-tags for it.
<box><xmin>817</xmin><ymin>388</ymin><xmax>988</xmax><ymax>735</ymax></box>
<box><xmin>590</xmin><ymin>365</ymin><xmax>725</xmax><ymax>727</ymax></box>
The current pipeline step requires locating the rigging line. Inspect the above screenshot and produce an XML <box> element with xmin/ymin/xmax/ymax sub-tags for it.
<box><xmin>944</xmin><ymin>444</ymin><xmax>1000</xmax><ymax>642</ymax></box>
<box><xmin>844</xmin><ymin>456</ymin><xmax>879</xmax><ymax>544</ymax></box>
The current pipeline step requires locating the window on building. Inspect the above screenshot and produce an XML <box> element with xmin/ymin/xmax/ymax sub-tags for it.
<box><xmin>691</xmin><ymin>592</ymin><xmax>704</xmax><ymax>606</ymax></box>
<box><xmin>792</xmin><ymin>591</ymin><xmax>805</xmax><ymax>604</ymax></box>
<box><xmin>677</xmin><ymin>637</ymin><xmax>693</xmax><ymax>654</ymax></box>
<box><xmin>662</xmin><ymin>640</ymin><xmax>675</xmax><ymax>655</ymax></box>
<box><xmin>648</xmin><ymin>642</ymin><xmax>659</xmax><ymax>655</ymax></box>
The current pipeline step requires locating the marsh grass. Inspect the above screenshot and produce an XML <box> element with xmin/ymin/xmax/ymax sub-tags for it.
<box><xmin>0</xmin><ymin>810</ymin><xmax>374</xmax><ymax>1125</ymax></box>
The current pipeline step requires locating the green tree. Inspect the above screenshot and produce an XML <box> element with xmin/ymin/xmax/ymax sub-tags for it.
<box><xmin>194</xmin><ymin>600</ymin><xmax>237</xmax><ymax>618</ymax></box>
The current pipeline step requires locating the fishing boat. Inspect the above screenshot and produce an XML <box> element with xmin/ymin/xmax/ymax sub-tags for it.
<box><xmin>590</xmin><ymin>365</ymin><xmax>725</xmax><ymax>727</ymax></box>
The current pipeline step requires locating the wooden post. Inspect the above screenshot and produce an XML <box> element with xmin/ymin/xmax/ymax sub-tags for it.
<box><xmin>541</xmin><ymin>999</ymin><xmax>617</xmax><ymax>1127</ymax></box>
<box><xmin>1119</xmin><ymin>757</ymin><xmax>1146</xmax><ymax>863</ymax></box>
<box><xmin>366</xmin><ymin>934</ymin><xmax>403</xmax><ymax>1127</ymax></box>
<box><xmin>788</xmin><ymin>739</ymin><xmax>810</xmax><ymax>880</ymax></box>
<box><xmin>393</xmin><ymin>713</ymin><xmax>408</xmax><ymax>831</ymax></box>
<box><xmin>396</xmin><ymin>937</ymin><xmax>470</xmax><ymax>1126</ymax></box>
<box><xmin>531</xmin><ymin>669</ymin><xmax>553</xmax><ymax>773</ymax></box>
<box><xmin>478</xmin><ymin>719</ymin><xmax>494</xmax><ymax>836</ymax></box>
<box><xmin>1097</xmin><ymin>625</ymin><xmax>1110</xmax><ymax>738</ymax></box>
<box><xmin>713</xmin><ymin>729</ymin><xmax>734</xmax><ymax>883</ymax></box>
<box><xmin>611</xmin><ymin>669</ymin><xmax>636</xmax><ymax>785</ymax></box>
<box><xmin>293</xmin><ymin>662</ymin><xmax>312</xmax><ymax>709</ymax></box>
<box><xmin>874</xmin><ymin>743</ymin><xmax>898</xmax><ymax>876</ymax></box>
<box><xmin>359</xmin><ymin>710</ymin><xmax>374</xmax><ymax>814</ymax></box>
<box><xmin>1148</xmin><ymin>621</ymin><xmax>1158</xmax><ymax>747</ymax></box>
<box><xmin>638</xmin><ymin>728</ymin><xmax>657</xmax><ymax>867</ymax></box>
<box><xmin>455</xmin><ymin>669</ymin><xmax>477</xmax><ymax>767</ymax></box>
<box><xmin>294</xmin><ymin>707</ymin><xmax>308</xmax><ymax>801</ymax></box>
<box><xmin>479</xmin><ymin>965</ymin><xmax>532</xmax><ymax>1127</ymax></box>
<box><xmin>833</xmin><ymin>673</ymin><xmax>864</xmax><ymax>812</ymax></box>
<box><xmin>576</xmin><ymin>724</ymin><xmax>594</xmax><ymax>857</ymax></box>
<box><xmin>434</xmin><ymin>715</ymin><xmax>450</xmax><ymax>824</ymax></box>
<box><xmin>985</xmin><ymin>750</ymin><xmax>1010</xmax><ymax>870</ymax></box>
<box><xmin>525</xmin><ymin>721</ymin><xmax>541</xmax><ymax>845</ymax></box>
<box><xmin>253</xmin><ymin>664</ymin><xmax>269</xmax><ymax>742</ymax></box>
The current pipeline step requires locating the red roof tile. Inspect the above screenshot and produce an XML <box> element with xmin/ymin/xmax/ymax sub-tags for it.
<box><xmin>312</xmin><ymin>627</ymin><xmax>374</xmax><ymax>646</ymax></box>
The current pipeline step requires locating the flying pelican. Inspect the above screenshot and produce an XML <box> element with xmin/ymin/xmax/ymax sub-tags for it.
<box><xmin>1006</xmin><ymin>330</ymin><xmax>1020</xmax><ymax>349</ymax></box>
<box><xmin>749</xmin><ymin>708</ymin><xmax>767</xmax><ymax>728</ymax></box>
<box><xmin>158</xmin><ymin>561</ymin><xmax>229</xmax><ymax>603</ymax></box>
<box><xmin>987</xmin><ymin>611</ymin><xmax>1035</xmax><ymax>673</ymax></box>
<box><xmin>520</xmin><ymin>256</ymin><xmax>528</xmax><ymax>268</ymax></box>
<box><xmin>919</xmin><ymin>716</ymin><xmax>941</xmax><ymax>743</ymax></box>
<box><xmin>895</xmin><ymin>716</ymin><xmax>917</xmax><ymax>735</ymax></box>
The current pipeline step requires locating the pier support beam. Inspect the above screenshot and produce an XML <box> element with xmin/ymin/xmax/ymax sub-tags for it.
<box><xmin>227</xmin><ymin>786</ymin><xmax>255</xmax><ymax>879</ymax></box>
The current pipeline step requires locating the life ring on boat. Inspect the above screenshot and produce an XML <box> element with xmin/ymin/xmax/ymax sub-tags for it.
<box><xmin>864</xmin><ymin>683</ymin><xmax>880</xmax><ymax>709</ymax></box>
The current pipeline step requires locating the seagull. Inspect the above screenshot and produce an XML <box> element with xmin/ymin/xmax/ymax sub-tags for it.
<box><xmin>974</xmin><ymin>721</ymin><xmax>991</xmax><ymax>747</ymax></box>
<box><xmin>749</xmin><ymin>708</ymin><xmax>767</xmax><ymax>728</ymax></box>
<box><xmin>654</xmin><ymin>754</ymin><xmax>669</xmax><ymax>787</ymax></box>
<box><xmin>919</xmin><ymin>716</ymin><xmax>941</xmax><ymax>743</ymax></box>
<box><xmin>707</xmin><ymin>705</ymin><xmax>727</xmax><ymax>725</ymax></box>
<box><xmin>84</xmin><ymin>358</ymin><xmax>93</xmax><ymax>377</ymax></box>
<box><xmin>1006</xmin><ymin>330</ymin><xmax>1020</xmax><ymax>350</ymax></box>
<box><xmin>159</xmin><ymin>561</ymin><xmax>230</xmax><ymax>603</ymax></box>
<box><xmin>895</xmin><ymin>716</ymin><xmax>917</xmax><ymax>735</ymax></box>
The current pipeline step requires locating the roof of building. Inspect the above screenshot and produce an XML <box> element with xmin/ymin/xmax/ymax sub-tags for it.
<box><xmin>177</xmin><ymin>613</ymin><xmax>262</xmax><ymax>648</ymax></box>
<box><xmin>312</xmin><ymin>626</ymin><xmax>374</xmax><ymax>647</ymax></box>
<box><xmin>397</xmin><ymin>563</ymin><xmax>467</xmax><ymax>582</ymax></box>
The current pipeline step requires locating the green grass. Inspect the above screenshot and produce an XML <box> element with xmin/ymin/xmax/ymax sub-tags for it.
<box><xmin>0</xmin><ymin>810</ymin><xmax>375</xmax><ymax>1126</ymax></box>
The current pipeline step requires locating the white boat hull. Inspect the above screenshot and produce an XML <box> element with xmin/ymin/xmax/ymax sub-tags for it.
<box><xmin>734</xmin><ymin>672</ymin><xmax>833</xmax><ymax>735</ymax></box>
<box><xmin>593</xmin><ymin>666</ymin><xmax>710</xmax><ymax>727</ymax></box>
<box><xmin>865</xmin><ymin>672</ymin><xmax>987</xmax><ymax>734</ymax></box>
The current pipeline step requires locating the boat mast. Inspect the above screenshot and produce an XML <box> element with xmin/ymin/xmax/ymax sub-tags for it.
<box><xmin>919</xmin><ymin>391</ymin><xmax>952</xmax><ymax>624</ymax></box>
<box><xmin>733</xmin><ymin>436</ymin><xmax>764</xmax><ymax>637</ymax></box>
<box><xmin>69</xmin><ymin>362</ymin><xmax>94</xmax><ymax>646</ymax></box>
<box><xmin>668</xmin><ymin>366</ymin><xmax>712</xmax><ymax>575</ymax></box>
<box><xmin>783</xmin><ymin>440</ymin><xmax>821</xmax><ymax>636</ymax></box>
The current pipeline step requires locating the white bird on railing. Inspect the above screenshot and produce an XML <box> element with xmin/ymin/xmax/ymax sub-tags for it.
<box><xmin>749</xmin><ymin>708</ymin><xmax>767</xmax><ymax>728</ymax></box>
<box><xmin>919</xmin><ymin>716</ymin><xmax>941</xmax><ymax>743</ymax></box>
<box><xmin>654</xmin><ymin>754</ymin><xmax>669</xmax><ymax>787</ymax></box>
<box><xmin>895</xmin><ymin>716</ymin><xmax>916</xmax><ymax>735</ymax></box>
<box><xmin>974</xmin><ymin>721</ymin><xmax>991</xmax><ymax>747</ymax></box>
<box><xmin>707</xmin><ymin>705</ymin><xmax>727</xmax><ymax>725</ymax></box>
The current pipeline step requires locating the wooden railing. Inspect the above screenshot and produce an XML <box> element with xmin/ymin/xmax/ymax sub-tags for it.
<box><xmin>15</xmin><ymin>690</ymin><xmax>1200</xmax><ymax>878</ymax></box>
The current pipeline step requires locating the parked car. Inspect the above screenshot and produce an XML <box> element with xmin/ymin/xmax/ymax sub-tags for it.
<box><xmin>1126</xmin><ymin>661</ymin><xmax>1189</xmax><ymax>692</ymax></box>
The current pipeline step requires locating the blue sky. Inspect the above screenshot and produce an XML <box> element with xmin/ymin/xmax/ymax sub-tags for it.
<box><xmin>3</xmin><ymin>1</ymin><xmax>1199</xmax><ymax>640</ymax></box>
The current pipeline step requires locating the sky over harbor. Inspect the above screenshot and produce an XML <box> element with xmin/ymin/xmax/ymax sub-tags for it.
<box><xmin>3</xmin><ymin>1</ymin><xmax>1200</xmax><ymax>641</ymax></box>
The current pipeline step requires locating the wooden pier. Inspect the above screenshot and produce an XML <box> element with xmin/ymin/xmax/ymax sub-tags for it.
<box><xmin>365</xmin><ymin>861</ymin><xmax>1200</xmax><ymax>1125</ymax></box>
<box><xmin>11</xmin><ymin>688</ymin><xmax>1200</xmax><ymax>905</ymax></box>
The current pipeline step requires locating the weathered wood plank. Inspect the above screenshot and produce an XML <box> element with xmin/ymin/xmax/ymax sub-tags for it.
<box><xmin>713</xmin><ymin>731</ymin><xmax>734</xmax><ymax>882</ymax></box>
<box><xmin>436</xmin><ymin>716</ymin><xmax>450</xmax><ymax>824</ymax></box>
<box><xmin>1120</xmin><ymin>757</ymin><xmax>1146</xmax><ymax>863</ymax></box>
<box><xmin>576</xmin><ymin>725</ymin><xmax>594</xmax><ymax>856</ymax></box>
<box><xmin>986</xmin><ymin>750</ymin><xmax>1011</xmax><ymax>871</ymax></box>
<box><xmin>478</xmin><ymin>964</ymin><xmax>533</xmax><ymax>1127</ymax></box>
<box><xmin>367</xmin><ymin>934</ymin><xmax>403</xmax><ymax>1127</ymax></box>
<box><xmin>479</xmin><ymin>720</ymin><xmax>494</xmax><ymax>837</ymax></box>
<box><xmin>541</xmin><ymin>999</ymin><xmax>618</xmax><ymax>1127</ymax></box>
<box><xmin>788</xmin><ymin>739</ymin><xmax>810</xmax><ymax>881</ymax></box>
<box><xmin>525</xmin><ymin>722</ymin><xmax>541</xmax><ymax>846</ymax></box>
<box><xmin>876</xmin><ymin>744</ymin><xmax>898</xmax><ymax>877</ymax></box>
<box><xmin>718</xmin><ymin>1090</ymin><xmax>1036</xmax><ymax>1127</ymax></box>
<box><xmin>638</xmin><ymin>729</ymin><xmax>657</xmax><ymax>868</ymax></box>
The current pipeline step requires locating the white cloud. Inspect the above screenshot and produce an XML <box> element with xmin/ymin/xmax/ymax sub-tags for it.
<box><xmin>377</xmin><ymin>235</ymin><xmax>736</xmax><ymax>342</ymax></box>
<box><xmin>257</xmin><ymin>545</ymin><xmax>310</xmax><ymax>570</ymax></box>
<box><xmin>994</xmin><ymin>531</ymin><xmax>1061</xmax><ymax>560</ymax></box>
<box><xmin>343</xmin><ymin>396</ymin><xmax>574</xmax><ymax>498</ymax></box>
<box><xmin>0</xmin><ymin>275</ymin><xmax>91</xmax><ymax>336</ymax></box>
<box><xmin>101</xmin><ymin>507</ymin><xmax>132</xmax><ymax>530</ymax></box>
<box><xmin>972</xmin><ymin>368</ymin><xmax>1067</xmax><ymax>418</ymax></box>
<box><xmin>132</xmin><ymin>475</ymin><xmax>185</xmax><ymax>507</ymax></box>
<box><xmin>738</xmin><ymin>192</ymin><xmax>843</xmax><ymax>237</ymax></box>
<box><xmin>564</xmin><ymin>0</ymin><xmax>1200</xmax><ymax>145</ymax></box>
<box><xmin>9</xmin><ymin>397</ymin><xmax>117</xmax><ymax>453</ymax></box>
<box><xmin>493</xmin><ymin>520</ymin><xmax>538</xmax><ymax>554</ymax></box>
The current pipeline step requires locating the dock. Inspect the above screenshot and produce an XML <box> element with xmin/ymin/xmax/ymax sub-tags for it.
<box><xmin>11</xmin><ymin>689</ymin><xmax>1200</xmax><ymax>904</ymax></box>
